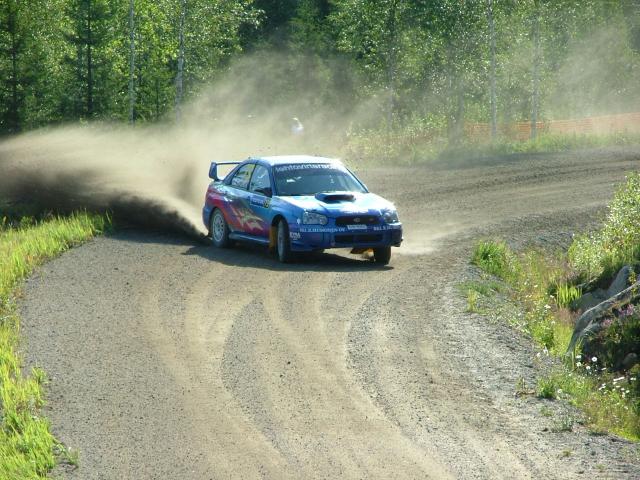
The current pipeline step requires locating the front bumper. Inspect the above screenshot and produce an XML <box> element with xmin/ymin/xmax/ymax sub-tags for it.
<box><xmin>290</xmin><ymin>223</ymin><xmax>403</xmax><ymax>252</ymax></box>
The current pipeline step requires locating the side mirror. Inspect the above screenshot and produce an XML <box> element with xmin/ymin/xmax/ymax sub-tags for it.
<box><xmin>256</xmin><ymin>187</ymin><xmax>272</xmax><ymax>197</ymax></box>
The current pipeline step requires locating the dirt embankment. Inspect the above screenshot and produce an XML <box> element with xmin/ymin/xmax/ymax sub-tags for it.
<box><xmin>20</xmin><ymin>148</ymin><xmax>640</xmax><ymax>479</ymax></box>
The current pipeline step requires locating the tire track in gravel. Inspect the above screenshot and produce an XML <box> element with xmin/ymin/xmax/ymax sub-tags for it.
<box><xmin>138</xmin><ymin>263</ymin><xmax>290</xmax><ymax>478</ymax></box>
<box><xmin>221</xmin><ymin>263</ymin><xmax>452</xmax><ymax>478</ymax></box>
<box><xmin>20</xmin><ymin>148</ymin><xmax>640</xmax><ymax>479</ymax></box>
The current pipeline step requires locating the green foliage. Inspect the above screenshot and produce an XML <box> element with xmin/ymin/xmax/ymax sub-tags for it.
<box><xmin>598</xmin><ymin>314</ymin><xmax>640</xmax><ymax>371</ymax></box>
<box><xmin>471</xmin><ymin>240</ymin><xmax>518</xmax><ymax>282</ymax></box>
<box><xmin>570</xmin><ymin>172</ymin><xmax>640</xmax><ymax>281</ymax></box>
<box><xmin>0</xmin><ymin>213</ymin><xmax>109</xmax><ymax>478</ymax></box>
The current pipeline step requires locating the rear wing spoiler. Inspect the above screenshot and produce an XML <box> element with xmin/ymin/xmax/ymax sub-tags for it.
<box><xmin>209</xmin><ymin>161</ymin><xmax>241</xmax><ymax>181</ymax></box>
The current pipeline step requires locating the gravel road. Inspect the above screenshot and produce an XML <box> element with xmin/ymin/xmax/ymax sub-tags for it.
<box><xmin>21</xmin><ymin>148</ymin><xmax>640</xmax><ymax>479</ymax></box>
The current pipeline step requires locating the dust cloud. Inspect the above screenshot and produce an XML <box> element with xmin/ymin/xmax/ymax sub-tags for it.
<box><xmin>0</xmin><ymin>55</ymin><xmax>352</xmax><ymax>239</ymax></box>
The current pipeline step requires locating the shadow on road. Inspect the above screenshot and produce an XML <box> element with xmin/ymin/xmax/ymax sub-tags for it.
<box><xmin>183</xmin><ymin>242</ymin><xmax>394</xmax><ymax>273</ymax></box>
<box><xmin>109</xmin><ymin>228</ymin><xmax>394</xmax><ymax>272</ymax></box>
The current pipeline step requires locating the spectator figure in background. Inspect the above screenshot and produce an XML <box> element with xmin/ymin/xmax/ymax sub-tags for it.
<box><xmin>291</xmin><ymin>117</ymin><xmax>304</xmax><ymax>136</ymax></box>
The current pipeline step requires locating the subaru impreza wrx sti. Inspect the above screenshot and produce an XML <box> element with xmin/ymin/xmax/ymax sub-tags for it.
<box><xmin>202</xmin><ymin>155</ymin><xmax>403</xmax><ymax>264</ymax></box>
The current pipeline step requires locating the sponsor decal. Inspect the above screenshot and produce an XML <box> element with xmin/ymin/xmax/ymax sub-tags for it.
<box><xmin>372</xmin><ymin>224</ymin><xmax>402</xmax><ymax>231</ymax></box>
<box><xmin>299</xmin><ymin>226</ymin><xmax>345</xmax><ymax>233</ymax></box>
<box><xmin>299</xmin><ymin>224</ymin><xmax>401</xmax><ymax>233</ymax></box>
<box><xmin>250</xmin><ymin>195</ymin><xmax>271</xmax><ymax>208</ymax></box>
<box><xmin>290</xmin><ymin>231</ymin><xmax>301</xmax><ymax>240</ymax></box>
<box><xmin>346</xmin><ymin>224</ymin><xmax>367</xmax><ymax>230</ymax></box>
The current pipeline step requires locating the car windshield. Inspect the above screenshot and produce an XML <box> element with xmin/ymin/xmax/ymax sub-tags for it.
<box><xmin>273</xmin><ymin>163</ymin><xmax>366</xmax><ymax>196</ymax></box>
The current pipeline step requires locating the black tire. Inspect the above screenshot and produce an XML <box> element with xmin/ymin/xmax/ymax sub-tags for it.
<box><xmin>210</xmin><ymin>209</ymin><xmax>231</xmax><ymax>248</ymax></box>
<box><xmin>276</xmin><ymin>219</ymin><xmax>294</xmax><ymax>263</ymax></box>
<box><xmin>373</xmin><ymin>246</ymin><xmax>391</xmax><ymax>265</ymax></box>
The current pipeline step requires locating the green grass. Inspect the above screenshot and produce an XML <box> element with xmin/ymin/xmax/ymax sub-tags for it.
<box><xmin>0</xmin><ymin>212</ymin><xmax>110</xmax><ymax>479</ymax></box>
<box><xmin>537</xmin><ymin>369</ymin><xmax>640</xmax><ymax>439</ymax></box>
<box><xmin>343</xmin><ymin>128</ymin><xmax>640</xmax><ymax>165</ymax></box>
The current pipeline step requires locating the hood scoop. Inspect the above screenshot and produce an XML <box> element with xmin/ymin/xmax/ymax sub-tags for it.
<box><xmin>315</xmin><ymin>192</ymin><xmax>356</xmax><ymax>203</ymax></box>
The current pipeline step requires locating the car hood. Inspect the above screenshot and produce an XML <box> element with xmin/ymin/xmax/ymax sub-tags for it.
<box><xmin>276</xmin><ymin>192</ymin><xmax>395</xmax><ymax>217</ymax></box>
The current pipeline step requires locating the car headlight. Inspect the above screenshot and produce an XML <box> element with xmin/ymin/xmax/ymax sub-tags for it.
<box><xmin>302</xmin><ymin>211</ymin><xmax>328</xmax><ymax>225</ymax></box>
<box><xmin>382</xmin><ymin>209</ymin><xmax>399</xmax><ymax>224</ymax></box>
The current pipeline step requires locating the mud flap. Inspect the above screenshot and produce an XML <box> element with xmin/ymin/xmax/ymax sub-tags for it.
<box><xmin>268</xmin><ymin>225</ymin><xmax>277</xmax><ymax>253</ymax></box>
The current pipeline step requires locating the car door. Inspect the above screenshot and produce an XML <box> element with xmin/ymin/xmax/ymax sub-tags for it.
<box><xmin>247</xmin><ymin>164</ymin><xmax>273</xmax><ymax>239</ymax></box>
<box><xmin>225</xmin><ymin>163</ymin><xmax>257</xmax><ymax>233</ymax></box>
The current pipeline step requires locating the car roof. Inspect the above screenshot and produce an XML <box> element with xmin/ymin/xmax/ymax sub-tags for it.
<box><xmin>250</xmin><ymin>155</ymin><xmax>342</xmax><ymax>167</ymax></box>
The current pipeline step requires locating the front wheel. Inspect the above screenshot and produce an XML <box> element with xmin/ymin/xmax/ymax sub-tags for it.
<box><xmin>276</xmin><ymin>219</ymin><xmax>294</xmax><ymax>263</ymax></box>
<box><xmin>210</xmin><ymin>209</ymin><xmax>231</xmax><ymax>248</ymax></box>
<box><xmin>373</xmin><ymin>246</ymin><xmax>391</xmax><ymax>265</ymax></box>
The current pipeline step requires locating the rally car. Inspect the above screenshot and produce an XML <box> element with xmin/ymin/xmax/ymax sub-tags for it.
<box><xmin>202</xmin><ymin>155</ymin><xmax>402</xmax><ymax>264</ymax></box>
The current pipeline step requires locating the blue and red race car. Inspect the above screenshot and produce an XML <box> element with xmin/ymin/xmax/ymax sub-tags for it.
<box><xmin>202</xmin><ymin>155</ymin><xmax>402</xmax><ymax>264</ymax></box>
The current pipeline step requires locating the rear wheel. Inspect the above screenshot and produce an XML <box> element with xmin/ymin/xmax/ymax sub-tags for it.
<box><xmin>276</xmin><ymin>219</ymin><xmax>294</xmax><ymax>263</ymax></box>
<box><xmin>373</xmin><ymin>246</ymin><xmax>391</xmax><ymax>265</ymax></box>
<box><xmin>210</xmin><ymin>209</ymin><xmax>231</xmax><ymax>248</ymax></box>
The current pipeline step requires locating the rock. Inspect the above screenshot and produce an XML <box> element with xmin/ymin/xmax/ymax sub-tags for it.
<box><xmin>568</xmin><ymin>279</ymin><xmax>640</xmax><ymax>354</ymax></box>
<box><xmin>607</xmin><ymin>265</ymin><xmax>633</xmax><ymax>298</ymax></box>
<box><xmin>622</xmin><ymin>353</ymin><xmax>639</xmax><ymax>370</ymax></box>
<box><xmin>575</xmin><ymin>289</ymin><xmax>608</xmax><ymax>312</ymax></box>
<box><xmin>574</xmin><ymin>266</ymin><xmax>633</xmax><ymax>313</ymax></box>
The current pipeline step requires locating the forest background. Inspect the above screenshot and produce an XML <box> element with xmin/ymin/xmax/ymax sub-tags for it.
<box><xmin>2</xmin><ymin>0</ymin><xmax>640</xmax><ymax>149</ymax></box>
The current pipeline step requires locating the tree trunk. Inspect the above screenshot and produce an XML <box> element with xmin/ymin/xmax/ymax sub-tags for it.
<box><xmin>385</xmin><ymin>0</ymin><xmax>398</xmax><ymax>132</ymax></box>
<box><xmin>446</xmin><ymin>44</ymin><xmax>464</xmax><ymax>146</ymax></box>
<box><xmin>531</xmin><ymin>0</ymin><xmax>540</xmax><ymax>140</ymax></box>
<box><xmin>8</xmin><ymin>8</ymin><xmax>20</xmax><ymax>133</ymax></box>
<box><xmin>175</xmin><ymin>0</ymin><xmax>186</xmax><ymax>122</ymax></box>
<box><xmin>155</xmin><ymin>77</ymin><xmax>160</xmax><ymax>121</ymax></box>
<box><xmin>454</xmin><ymin>79</ymin><xmax>465</xmax><ymax>143</ymax></box>
<box><xmin>128</xmin><ymin>0</ymin><xmax>135</xmax><ymax>124</ymax></box>
<box><xmin>87</xmin><ymin>0</ymin><xmax>94</xmax><ymax>117</ymax></box>
<box><xmin>487</xmin><ymin>0</ymin><xmax>497</xmax><ymax>139</ymax></box>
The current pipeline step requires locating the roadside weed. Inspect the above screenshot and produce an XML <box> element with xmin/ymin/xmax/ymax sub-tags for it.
<box><xmin>552</xmin><ymin>415</ymin><xmax>575</xmax><ymax>433</ymax></box>
<box><xmin>540</xmin><ymin>405</ymin><xmax>553</xmax><ymax>417</ymax></box>
<box><xmin>537</xmin><ymin>376</ymin><xmax>558</xmax><ymax>399</ymax></box>
<box><xmin>472</xmin><ymin>240</ymin><xmax>518</xmax><ymax>281</ymax></box>
<box><xmin>552</xmin><ymin>282</ymin><xmax>582</xmax><ymax>309</ymax></box>
<box><xmin>466</xmin><ymin>289</ymin><xmax>480</xmax><ymax>312</ymax></box>
<box><xmin>515</xmin><ymin>377</ymin><xmax>535</xmax><ymax>397</ymax></box>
